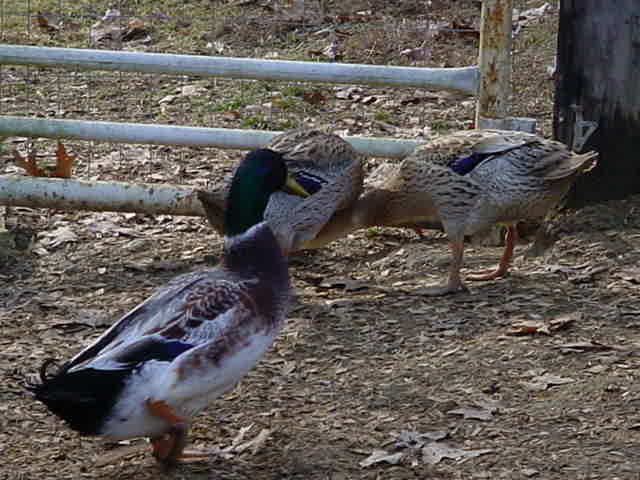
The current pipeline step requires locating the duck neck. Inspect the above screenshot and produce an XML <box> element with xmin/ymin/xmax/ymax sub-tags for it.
<box><xmin>223</xmin><ymin>224</ymin><xmax>288</xmax><ymax>279</ymax></box>
<box><xmin>224</xmin><ymin>225</ymin><xmax>290</xmax><ymax>328</ymax></box>
<box><xmin>224</xmin><ymin>176</ymin><xmax>272</xmax><ymax>238</ymax></box>
<box><xmin>299</xmin><ymin>192</ymin><xmax>390</xmax><ymax>249</ymax></box>
<box><xmin>353</xmin><ymin>189</ymin><xmax>441</xmax><ymax>230</ymax></box>
<box><xmin>351</xmin><ymin>190</ymin><xmax>395</xmax><ymax>228</ymax></box>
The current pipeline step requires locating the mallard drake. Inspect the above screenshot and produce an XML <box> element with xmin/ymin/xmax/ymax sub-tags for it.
<box><xmin>198</xmin><ymin>129</ymin><xmax>365</xmax><ymax>251</ymax></box>
<box><xmin>28</xmin><ymin>149</ymin><xmax>309</xmax><ymax>467</ymax></box>
<box><xmin>313</xmin><ymin>130</ymin><xmax>598</xmax><ymax>295</ymax></box>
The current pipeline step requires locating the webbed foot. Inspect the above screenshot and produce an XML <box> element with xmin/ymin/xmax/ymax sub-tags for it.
<box><xmin>146</xmin><ymin>399</ymin><xmax>191</xmax><ymax>469</ymax></box>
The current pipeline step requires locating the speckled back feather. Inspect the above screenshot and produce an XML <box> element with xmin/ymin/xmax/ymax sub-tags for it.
<box><xmin>305</xmin><ymin>130</ymin><xmax>598</xmax><ymax>247</ymax></box>
<box><xmin>199</xmin><ymin>129</ymin><xmax>365</xmax><ymax>251</ymax></box>
<box><xmin>394</xmin><ymin>130</ymin><xmax>598</xmax><ymax>239</ymax></box>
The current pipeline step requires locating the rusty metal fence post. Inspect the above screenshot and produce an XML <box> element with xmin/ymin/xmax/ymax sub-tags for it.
<box><xmin>476</xmin><ymin>0</ymin><xmax>536</xmax><ymax>132</ymax></box>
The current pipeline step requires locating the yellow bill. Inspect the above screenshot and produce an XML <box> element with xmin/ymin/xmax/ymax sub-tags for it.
<box><xmin>284</xmin><ymin>175</ymin><xmax>310</xmax><ymax>198</ymax></box>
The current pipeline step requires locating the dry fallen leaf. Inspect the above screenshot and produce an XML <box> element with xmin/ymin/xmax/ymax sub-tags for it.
<box><xmin>392</xmin><ymin>430</ymin><xmax>448</xmax><ymax>448</ymax></box>
<box><xmin>233</xmin><ymin>428</ymin><xmax>270</xmax><ymax>455</ymax></box>
<box><xmin>513</xmin><ymin>2</ymin><xmax>553</xmax><ymax>35</ymax></box>
<box><xmin>222</xmin><ymin>425</ymin><xmax>253</xmax><ymax>454</ymax></box>
<box><xmin>302</xmin><ymin>90</ymin><xmax>326</xmax><ymax>105</ymax></box>
<box><xmin>42</xmin><ymin>226</ymin><xmax>79</xmax><ymax>248</ymax></box>
<box><xmin>12</xmin><ymin>142</ymin><xmax>74</xmax><ymax>178</ymax></box>
<box><xmin>53</xmin><ymin>141</ymin><xmax>75</xmax><ymax>178</ymax></box>
<box><xmin>359</xmin><ymin>449</ymin><xmax>404</xmax><ymax>468</ymax></box>
<box><xmin>90</xmin><ymin>9</ymin><xmax>152</xmax><ymax>46</ymax></box>
<box><xmin>218</xmin><ymin>425</ymin><xmax>271</xmax><ymax>456</ymax></box>
<box><xmin>93</xmin><ymin>443</ymin><xmax>147</xmax><ymax>467</ymax></box>
<box><xmin>522</xmin><ymin>467</ymin><xmax>540</xmax><ymax>477</ymax></box>
<box><xmin>509</xmin><ymin>312</ymin><xmax>580</xmax><ymax>336</ymax></box>
<box><xmin>13</xmin><ymin>149</ymin><xmax>47</xmax><ymax>177</ymax></box>
<box><xmin>508</xmin><ymin>320</ymin><xmax>550</xmax><ymax>336</ymax></box>
<box><xmin>335</xmin><ymin>86</ymin><xmax>362</xmax><ymax>100</ymax></box>
<box><xmin>180</xmin><ymin>84</ymin><xmax>207</xmax><ymax>97</ymax></box>
<box><xmin>614</xmin><ymin>268</ymin><xmax>640</xmax><ymax>284</ymax></box>
<box><xmin>322</xmin><ymin>41</ymin><xmax>341</xmax><ymax>61</ymax></box>
<box><xmin>521</xmin><ymin>373</ymin><xmax>575</xmax><ymax>392</ymax></box>
<box><xmin>401</xmin><ymin>46</ymin><xmax>432</xmax><ymax>62</ymax></box>
<box><xmin>319</xmin><ymin>277</ymin><xmax>369</xmax><ymax>292</ymax></box>
<box><xmin>549</xmin><ymin>312</ymin><xmax>581</xmax><ymax>330</ymax></box>
<box><xmin>422</xmin><ymin>442</ymin><xmax>493</xmax><ymax>465</ymax></box>
<box><xmin>557</xmin><ymin>341</ymin><xmax>617</xmax><ymax>353</ymax></box>
<box><xmin>448</xmin><ymin>407</ymin><xmax>494</xmax><ymax>421</ymax></box>
<box><xmin>76</xmin><ymin>309</ymin><xmax>114</xmax><ymax>328</ymax></box>
<box><xmin>366</xmin><ymin>429</ymin><xmax>493</xmax><ymax>468</ymax></box>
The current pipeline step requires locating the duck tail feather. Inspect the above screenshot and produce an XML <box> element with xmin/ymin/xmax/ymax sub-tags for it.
<box><xmin>27</xmin><ymin>365</ymin><xmax>131</xmax><ymax>436</ymax></box>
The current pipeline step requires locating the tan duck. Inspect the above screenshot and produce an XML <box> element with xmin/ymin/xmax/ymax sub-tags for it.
<box><xmin>199</xmin><ymin>129</ymin><xmax>365</xmax><ymax>252</ymax></box>
<box><xmin>310</xmin><ymin>129</ymin><xmax>598</xmax><ymax>295</ymax></box>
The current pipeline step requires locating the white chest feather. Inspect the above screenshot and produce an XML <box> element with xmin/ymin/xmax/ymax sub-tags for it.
<box><xmin>100</xmin><ymin>328</ymin><xmax>278</xmax><ymax>440</ymax></box>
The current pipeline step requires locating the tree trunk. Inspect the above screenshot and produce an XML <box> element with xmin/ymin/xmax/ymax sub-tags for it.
<box><xmin>554</xmin><ymin>0</ymin><xmax>640</xmax><ymax>207</ymax></box>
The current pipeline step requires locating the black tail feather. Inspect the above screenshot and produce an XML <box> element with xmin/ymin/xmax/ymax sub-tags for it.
<box><xmin>36</xmin><ymin>358</ymin><xmax>68</xmax><ymax>382</ymax></box>
<box><xmin>27</xmin><ymin>361</ymin><xmax>132</xmax><ymax>436</ymax></box>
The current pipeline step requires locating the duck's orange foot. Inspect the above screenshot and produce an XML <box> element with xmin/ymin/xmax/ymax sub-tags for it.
<box><xmin>146</xmin><ymin>399</ymin><xmax>189</xmax><ymax>468</ymax></box>
<box><xmin>151</xmin><ymin>434</ymin><xmax>177</xmax><ymax>461</ymax></box>
<box><xmin>150</xmin><ymin>435</ymin><xmax>219</xmax><ymax>469</ymax></box>
<box><xmin>150</xmin><ymin>425</ymin><xmax>190</xmax><ymax>469</ymax></box>
<box><xmin>468</xmin><ymin>225</ymin><xmax>516</xmax><ymax>281</ymax></box>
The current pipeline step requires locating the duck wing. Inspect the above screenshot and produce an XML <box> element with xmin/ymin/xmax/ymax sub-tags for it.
<box><xmin>268</xmin><ymin>129</ymin><xmax>365</xmax><ymax>209</ymax></box>
<box><xmin>30</xmin><ymin>272</ymin><xmax>276</xmax><ymax>437</ymax></box>
<box><xmin>264</xmin><ymin>130</ymin><xmax>365</xmax><ymax>250</ymax></box>
<box><xmin>268</xmin><ymin>159</ymin><xmax>364</xmax><ymax>248</ymax></box>
<box><xmin>447</xmin><ymin>134</ymin><xmax>539</xmax><ymax>175</ymax></box>
<box><xmin>62</xmin><ymin>269</ymin><xmax>257</xmax><ymax>373</ymax></box>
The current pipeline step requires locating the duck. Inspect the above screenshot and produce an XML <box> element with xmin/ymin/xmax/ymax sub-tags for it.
<box><xmin>307</xmin><ymin>129</ymin><xmax>598</xmax><ymax>295</ymax></box>
<box><xmin>198</xmin><ymin>128</ymin><xmax>365</xmax><ymax>252</ymax></box>
<box><xmin>27</xmin><ymin>149</ymin><xmax>309</xmax><ymax>467</ymax></box>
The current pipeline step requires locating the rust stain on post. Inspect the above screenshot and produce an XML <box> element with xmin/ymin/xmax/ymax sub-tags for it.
<box><xmin>476</xmin><ymin>0</ymin><xmax>513</xmax><ymax>127</ymax></box>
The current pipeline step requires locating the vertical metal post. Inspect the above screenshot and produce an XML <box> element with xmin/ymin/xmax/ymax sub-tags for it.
<box><xmin>475</xmin><ymin>0</ymin><xmax>513</xmax><ymax>129</ymax></box>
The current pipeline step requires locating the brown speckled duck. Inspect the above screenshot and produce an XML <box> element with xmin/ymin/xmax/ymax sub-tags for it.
<box><xmin>311</xmin><ymin>129</ymin><xmax>598</xmax><ymax>295</ymax></box>
<box><xmin>199</xmin><ymin>129</ymin><xmax>365</xmax><ymax>252</ymax></box>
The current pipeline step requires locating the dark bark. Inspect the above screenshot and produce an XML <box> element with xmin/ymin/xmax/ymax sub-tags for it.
<box><xmin>554</xmin><ymin>0</ymin><xmax>640</xmax><ymax>207</ymax></box>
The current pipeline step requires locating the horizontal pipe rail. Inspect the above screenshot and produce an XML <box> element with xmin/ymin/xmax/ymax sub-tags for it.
<box><xmin>0</xmin><ymin>116</ymin><xmax>423</xmax><ymax>158</ymax></box>
<box><xmin>0</xmin><ymin>44</ymin><xmax>479</xmax><ymax>94</ymax></box>
<box><xmin>0</xmin><ymin>175</ymin><xmax>205</xmax><ymax>216</ymax></box>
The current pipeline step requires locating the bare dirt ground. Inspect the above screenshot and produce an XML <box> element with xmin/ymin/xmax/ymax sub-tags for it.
<box><xmin>3</xmin><ymin>1</ymin><xmax>640</xmax><ymax>479</ymax></box>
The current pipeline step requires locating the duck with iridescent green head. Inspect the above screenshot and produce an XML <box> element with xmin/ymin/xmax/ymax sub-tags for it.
<box><xmin>28</xmin><ymin>149</ymin><xmax>309</xmax><ymax>468</ymax></box>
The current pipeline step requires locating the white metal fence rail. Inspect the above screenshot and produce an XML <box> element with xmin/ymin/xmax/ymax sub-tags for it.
<box><xmin>0</xmin><ymin>116</ymin><xmax>422</xmax><ymax>158</ymax></box>
<box><xmin>0</xmin><ymin>0</ymin><xmax>529</xmax><ymax>217</ymax></box>
<box><xmin>0</xmin><ymin>45</ymin><xmax>479</xmax><ymax>93</ymax></box>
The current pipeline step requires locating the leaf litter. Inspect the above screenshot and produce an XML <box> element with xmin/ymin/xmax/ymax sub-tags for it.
<box><xmin>360</xmin><ymin>429</ymin><xmax>493</xmax><ymax>467</ymax></box>
<box><xmin>4</xmin><ymin>1</ymin><xmax>640</xmax><ymax>480</ymax></box>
